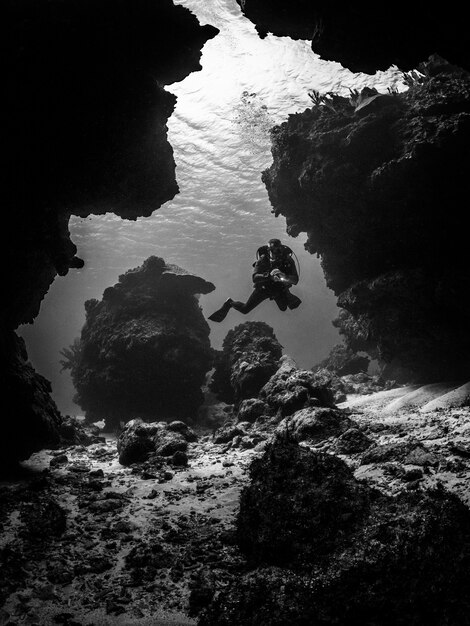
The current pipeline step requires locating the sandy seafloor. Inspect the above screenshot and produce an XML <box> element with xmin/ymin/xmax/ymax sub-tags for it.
<box><xmin>1</xmin><ymin>381</ymin><xmax>469</xmax><ymax>625</ymax></box>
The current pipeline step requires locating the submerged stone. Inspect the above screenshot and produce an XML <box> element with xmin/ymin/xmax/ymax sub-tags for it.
<box><xmin>203</xmin><ymin>437</ymin><xmax>470</xmax><ymax>625</ymax></box>
<box><xmin>209</xmin><ymin>322</ymin><xmax>282</xmax><ymax>405</ymax></box>
<box><xmin>117</xmin><ymin>418</ymin><xmax>194</xmax><ymax>465</ymax></box>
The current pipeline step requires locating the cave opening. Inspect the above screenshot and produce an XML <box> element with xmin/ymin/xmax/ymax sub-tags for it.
<box><xmin>18</xmin><ymin>0</ymin><xmax>403</xmax><ymax>418</ymax></box>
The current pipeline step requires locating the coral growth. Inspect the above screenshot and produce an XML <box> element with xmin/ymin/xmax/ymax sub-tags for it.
<box><xmin>262</xmin><ymin>59</ymin><xmax>470</xmax><ymax>381</ymax></box>
<box><xmin>62</xmin><ymin>257</ymin><xmax>215</xmax><ymax>427</ymax></box>
<box><xmin>209</xmin><ymin>322</ymin><xmax>283</xmax><ymax>405</ymax></box>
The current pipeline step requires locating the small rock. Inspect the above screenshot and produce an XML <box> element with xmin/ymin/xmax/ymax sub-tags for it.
<box><xmin>172</xmin><ymin>450</ymin><xmax>188</xmax><ymax>467</ymax></box>
<box><xmin>68</xmin><ymin>463</ymin><xmax>90</xmax><ymax>473</ymax></box>
<box><xmin>213</xmin><ymin>425</ymin><xmax>245</xmax><ymax>444</ymax></box>
<box><xmin>333</xmin><ymin>428</ymin><xmax>372</xmax><ymax>454</ymax></box>
<box><xmin>449</xmin><ymin>442</ymin><xmax>470</xmax><ymax>457</ymax></box>
<box><xmin>167</xmin><ymin>421</ymin><xmax>198</xmax><ymax>442</ymax></box>
<box><xmin>405</xmin><ymin>479</ymin><xmax>422</xmax><ymax>490</ymax></box>
<box><xmin>403</xmin><ymin>468</ymin><xmax>423</xmax><ymax>482</ymax></box>
<box><xmin>50</xmin><ymin>454</ymin><xmax>68</xmax><ymax>467</ymax></box>
<box><xmin>89</xmin><ymin>468</ymin><xmax>104</xmax><ymax>478</ymax></box>
<box><xmin>142</xmin><ymin>471</ymin><xmax>157</xmax><ymax>480</ymax></box>
<box><xmin>404</xmin><ymin>447</ymin><xmax>439</xmax><ymax>467</ymax></box>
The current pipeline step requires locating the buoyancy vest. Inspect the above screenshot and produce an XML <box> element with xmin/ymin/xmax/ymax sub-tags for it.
<box><xmin>252</xmin><ymin>245</ymin><xmax>297</xmax><ymax>287</ymax></box>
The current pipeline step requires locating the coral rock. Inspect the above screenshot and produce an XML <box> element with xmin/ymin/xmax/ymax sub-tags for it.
<box><xmin>262</xmin><ymin>60</ymin><xmax>470</xmax><ymax>381</ymax></box>
<box><xmin>62</xmin><ymin>257</ymin><xmax>215</xmax><ymax>427</ymax></box>
<box><xmin>260</xmin><ymin>356</ymin><xmax>335</xmax><ymax>416</ymax></box>
<box><xmin>277</xmin><ymin>407</ymin><xmax>354</xmax><ymax>444</ymax></box>
<box><xmin>209</xmin><ymin>322</ymin><xmax>282</xmax><ymax>405</ymax></box>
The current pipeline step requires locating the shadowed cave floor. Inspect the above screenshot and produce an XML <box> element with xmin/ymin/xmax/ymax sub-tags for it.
<box><xmin>1</xmin><ymin>382</ymin><xmax>470</xmax><ymax>625</ymax></box>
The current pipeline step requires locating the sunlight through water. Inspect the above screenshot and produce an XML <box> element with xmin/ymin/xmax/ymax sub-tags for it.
<box><xmin>19</xmin><ymin>0</ymin><xmax>406</xmax><ymax>414</ymax></box>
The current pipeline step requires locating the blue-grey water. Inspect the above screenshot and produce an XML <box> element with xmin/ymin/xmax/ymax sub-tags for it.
<box><xmin>19</xmin><ymin>0</ymin><xmax>406</xmax><ymax>415</ymax></box>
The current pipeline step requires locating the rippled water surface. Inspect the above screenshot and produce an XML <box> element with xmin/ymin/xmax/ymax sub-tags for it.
<box><xmin>20</xmin><ymin>0</ymin><xmax>406</xmax><ymax>413</ymax></box>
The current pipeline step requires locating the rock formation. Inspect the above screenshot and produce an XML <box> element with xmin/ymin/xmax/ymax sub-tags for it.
<box><xmin>3</xmin><ymin>1</ymin><xmax>217</xmax><ymax>466</ymax></box>
<box><xmin>236</xmin><ymin>1</ymin><xmax>470</xmax><ymax>73</ymax></box>
<box><xmin>200</xmin><ymin>437</ymin><xmax>470</xmax><ymax>625</ymax></box>
<box><xmin>1</xmin><ymin>334</ymin><xmax>62</xmax><ymax>467</ymax></box>
<box><xmin>209</xmin><ymin>322</ymin><xmax>283</xmax><ymax>406</ymax></box>
<box><xmin>62</xmin><ymin>257</ymin><xmax>215</xmax><ymax>427</ymax></box>
<box><xmin>210</xmin><ymin>324</ymin><xmax>347</xmax><ymax>449</ymax></box>
<box><xmin>117</xmin><ymin>418</ymin><xmax>197</xmax><ymax>466</ymax></box>
<box><xmin>262</xmin><ymin>58</ymin><xmax>470</xmax><ymax>381</ymax></box>
<box><xmin>259</xmin><ymin>356</ymin><xmax>335</xmax><ymax>415</ymax></box>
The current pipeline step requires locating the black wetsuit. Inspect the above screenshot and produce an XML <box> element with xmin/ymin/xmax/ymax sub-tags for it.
<box><xmin>231</xmin><ymin>251</ymin><xmax>301</xmax><ymax>314</ymax></box>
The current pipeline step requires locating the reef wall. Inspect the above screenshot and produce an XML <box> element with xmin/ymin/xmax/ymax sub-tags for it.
<box><xmin>62</xmin><ymin>257</ymin><xmax>215</xmax><ymax>427</ymax></box>
<box><xmin>262</xmin><ymin>60</ymin><xmax>470</xmax><ymax>381</ymax></box>
<box><xmin>3</xmin><ymin>0</ymin><xmax>217</xmax><ymax>465</ymax></box>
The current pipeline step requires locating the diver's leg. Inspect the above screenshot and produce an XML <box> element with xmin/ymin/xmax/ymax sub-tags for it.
<box><xmin>231</xmin><ymin>288</ymin><xmax>269</xmax><ymax>314</ymax></box>
<box><xmin>274</xmin><ymin>290</ymin><xmax>289</xmax><ymax>311</ymax></box>
<box><xmin>207</xmin><ymin>298</ymin><xmax>234</xmax><ymax>322</ymax></box>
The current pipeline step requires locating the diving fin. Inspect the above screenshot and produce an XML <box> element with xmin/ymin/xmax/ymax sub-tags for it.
<box><xmin>208</xmin><ymin>298</ymin><xmax>233</xmax><ymax>322</ymax></box>
<box><xmin>287</xmin><ymin>293</ymin><xmax>302</xmax><ymax>310</ymax></box>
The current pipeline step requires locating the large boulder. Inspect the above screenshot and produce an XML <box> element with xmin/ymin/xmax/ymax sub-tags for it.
<box><xmin>117</xmin><ymin>420</ymin><xmax>161</xmax><ymax>465</ymax></box>
<box><xmin>209</xmin><ymin>322</ymin><xmax>283</xmax><ymax>406</ymax></box>
<box><xmin>277</xmin><ymin>407</ymin><xmax>354</xmax><ymax>444</ymax></box>
<box><xmin>237</xmin><ymin>438</ymin><xmax>370</xmax><ymax>567</ymax></box>
<box><xmin>202</xmin><ymin>438</ymin><xmax>470</xmax><ymax>625</ymax></box>
<box><xmin>203</xmin><ymin>489</ymin><xmax>470</xmax><ymax>625</ymax></box>
<box><xmin>62</xmin><ymin>257</ymin><xmax>215</xmax><ymax>427</ymax></box>
<box><xmin>236</xmin><ymin>398</ymin><xmax>269</xmax><ymax>423</ymax></box>
<box><xmin>259</xmin><ymin>356</ymin><xmax>335</xmax><ymax>416</ymax></box>
<box><xmin>262</xmin><ymin>59</ymin><xmax>470</xmax><ymax>382</ymax></box>
<box><xmin>117</xmin><ymin>418</ymin><xmax>196</xmax><ymax>465</ymax></box>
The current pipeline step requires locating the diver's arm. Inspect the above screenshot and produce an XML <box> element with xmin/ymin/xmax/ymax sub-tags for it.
<box><xmin>271</xmin><ymin>260</ymin><xmax>298</xmax><ymax>286</ymax></box>
<box><xmin>252</xmin><ymin>258</ymin><xmax>272</xmax><ymax>285</ymax></box>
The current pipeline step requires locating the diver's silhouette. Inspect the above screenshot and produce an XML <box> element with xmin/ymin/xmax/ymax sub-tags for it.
<box><xmin>208</xmin><ymin>238</ymin><xmax>301</xmax><ymax>322</ymax></box>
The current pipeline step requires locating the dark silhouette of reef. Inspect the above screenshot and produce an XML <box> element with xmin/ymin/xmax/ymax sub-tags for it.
<box><xmin>236</xmin><ymin>0</ymin><xmax>470</xmax><ymax>74</ymax></box>
<box><xmin>262</xmin><ymin>58</ymin><xmax>470</xmax><ymax>381</ymax></box>
<box><xmin>3</xmin><ymin>0</ymin><xmax>217</xmax><ymax>466</ymax></box>
<box><xmin>61</xmin><ymin>257</ymin><xmax>215</xmax><ymax>428</ymax></box>
<box><xmin>199</xmin><ymin>437</ymin><xmax>470</xmax><ymax>626</ymax></box>
<box><xmin>0</xmin><ymin>334</ymin><xmax>62</xmax><ymax>468</ymax></box>
<box><xmin>209</xmin><ymin>322</ymin><xmax>283</xmax><ymax>406</ymax></box>
<box><xmin>209</xmin><ymin>323</ymin><xmax>341</xmax><ymax>448</ymax></box>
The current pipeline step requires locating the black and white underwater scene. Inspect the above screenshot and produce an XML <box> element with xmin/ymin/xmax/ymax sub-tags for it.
<box><xmin>4</xmin><ymin>0</ymin><xmax>470</xmax><ymax>624</ymax></box>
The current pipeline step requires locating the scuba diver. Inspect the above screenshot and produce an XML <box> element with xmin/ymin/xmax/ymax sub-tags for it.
<box><xmin>208</xmin><ymin>238</ymin><xmax>302</xmax><ymax>322</ymax></box>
